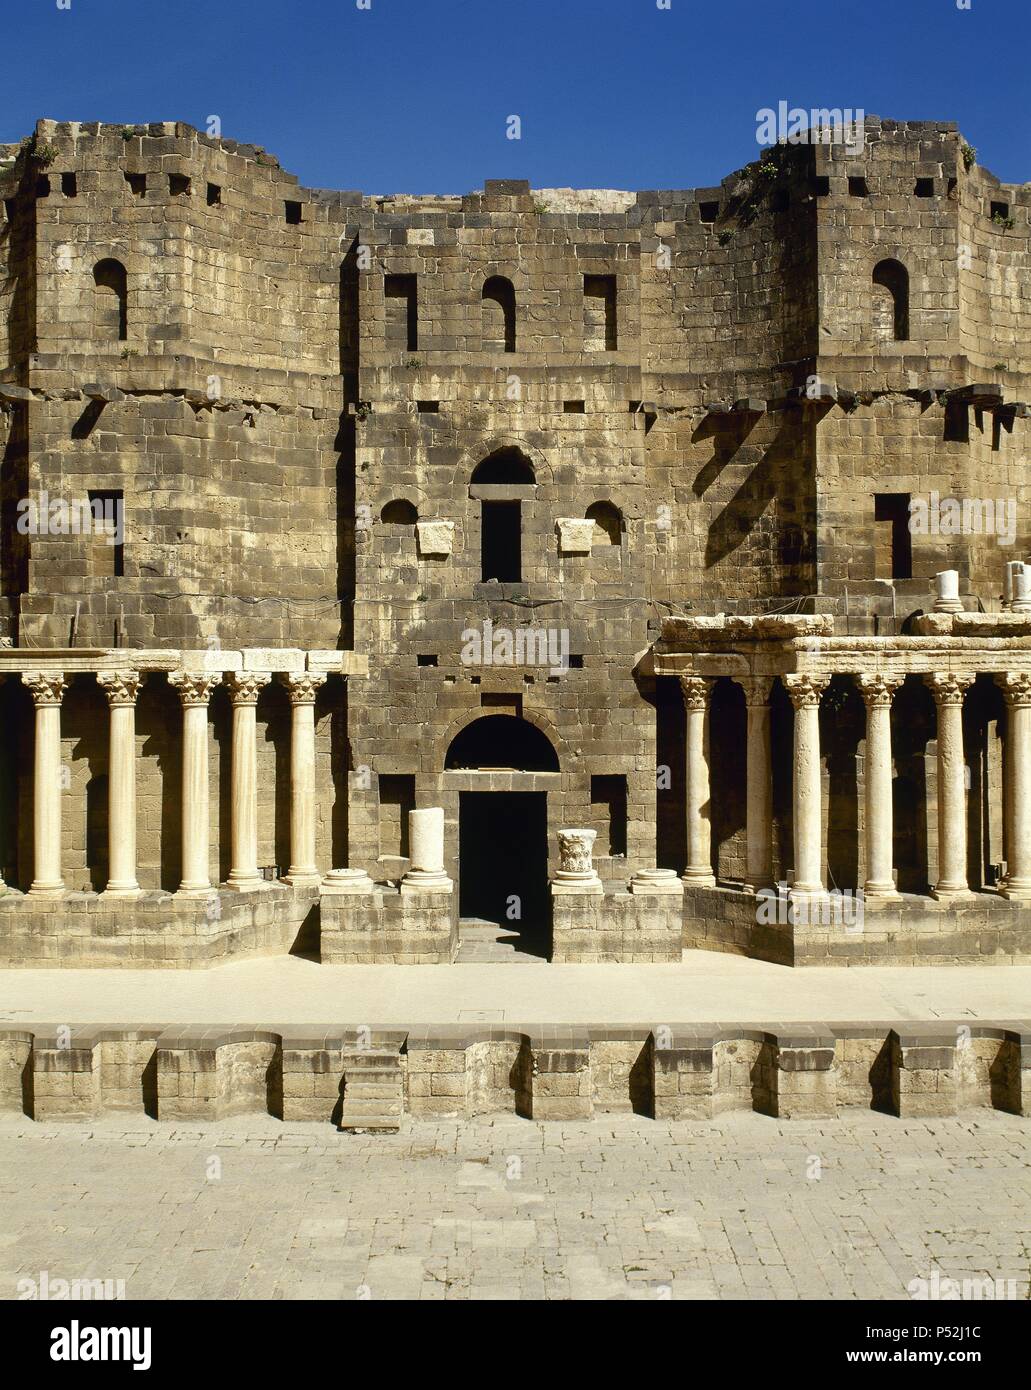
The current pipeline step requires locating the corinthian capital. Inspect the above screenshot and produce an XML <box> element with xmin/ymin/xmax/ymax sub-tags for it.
<box><xmin>679</xmin><ymin>676</ymin><xmax>713</xmax><ymax>711</ymax></box>
<box><xmin>21</xmin><ymin>672</ymin><xmax>66</xmax><ymax>706</ymax></box>
<box><xmin>227</xmin><ymin>671</ymin><xmax>271</xmax><ymax>705</ymax></box>
<box><xmin>783</xmin><ymin>673</ymin><xmax>829</xmax><ymax>710</ymax></box>
<box><xmin>923</xmin><ymin>672</ymin><xmax>974</xmax><ymax>706</ymax></box>
<box><xmin>97</xmin><ymin>670</ymin><xmax>142</xmax><ymax>706</ymax></box>
<box><xmin>169</xmin><ymin>671</ymin><xmax>220</xmax><ymax>708</ymax></box>
<box><xmin>737</xmin><ymin>676</ymin><xmax>773</xmax><ymax>707</ymax></box>
<box><xmin>994</xmin><ymin>672</ymin><xmax>1031</xmax><ymax>707</ymax></box>
<box><xmin>280</xmin><ymin>672</ymin><xmax>327</xmax><ymax>704</ymax></box>
<box><xmin>856</xmin><ymin>674</ymin><xmax>903</xmax><ymax>707</ymax></box>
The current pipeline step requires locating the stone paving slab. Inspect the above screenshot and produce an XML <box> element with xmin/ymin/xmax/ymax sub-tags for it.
<box><xmin>0</xmin><ymin>1111</ymin><xmax>1028</xmax><ymax>1301</ymax></box>
<box><xmin>1</xmin><ymin>951</ymin><xmax>1031</xmax><ymax>1028</ymax></box>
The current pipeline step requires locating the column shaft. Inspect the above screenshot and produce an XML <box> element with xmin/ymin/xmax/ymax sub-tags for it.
<box><xmin>925</xmin><ymin>672</ymin><xmax>974</xmax><ymax>900</ymax></box>
<box><xmin>784</xmin><ymin>675</ymin><xmax>829</xmax><ymax>896</ymax></box>
<box><xmin>858</xmin><ymin>675</ymin><xmax>902</xmax><ymax>899</ymax></box>
<box><xmin>282</xmin><ymin>673</ymin><xmax>325</xmax><ymax>885</ymax></box>
<box><xmin>226</xmin><ymin>673</ymin><xmax>270</xmax><ymax>890</ymax></box>
<box><xmin>98</xmin><ymin>671</ymin><xmax>142</xmax><ymax>896</ymax></box>
<box><xmin>170</xmin><ymin>673</ymin><xmax>218</xmax><ymax>894</ymax></box>
<box><xmin>24</xmin><ymin>674</ymin><xmax>66</xmax><ymax>897</ymax></box>
<box><xmin>680</xmin><ymin>677</ymin><xmax>715</xmax><ymax>885</ymax></box>
<box><xmin>997</xmin><ymin>674</ymin><xmax>1031</xmax><ymax>899</ymax></box>
<box><xmin>740</xmin><ymin>678</ymin><xmax>773</xmax><ymax>891</ymax></box>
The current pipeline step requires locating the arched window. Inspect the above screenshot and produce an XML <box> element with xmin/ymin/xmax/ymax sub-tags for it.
<box><xmin>93</xmin><ymin>259</ymin><xmax>127</xmax><ymax>342</ymax></box>
<box><xmin>585</xmin><ymin>500</ymin><xmax>622</xmax><ymax>547</ymax></box>
<box><xmin>471</xmin><ymin>449</ymin><xmax>536</xmax><ymax>582</ymax></box>
<box><xmin>445</xmin><ymin>714</ymin><xmax>559</xmax><ymax>771</ymax></box>
<box><xmin>872</xmin><ymin>258</ymin><xmax>909</xmax><ymax>342</ymax></box>
<box><xmin>482</xmin><ymin>275</ymin><xmax>516</xmax><ymax>352</ymax></box>
<box><xmin>380</xmin><ymin>499</ymin><xmax>418</xmax><ymax>525</ymax></box>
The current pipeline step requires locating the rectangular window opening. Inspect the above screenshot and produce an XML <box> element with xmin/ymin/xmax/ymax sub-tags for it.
<box><xmin>169</xmin><ymin>174</ymin><xmax>191</xmax><ymax>196</ymax></box>
<box><xmin>591</xmin><ymin>774</ymin><xmax>628</xmax><ymax>858</ymax></box>
<box><xmin>480</xmin><ymin>500</ymin><xmax>521</xmax><ymax>583</ymax></box>
<box><xmin>285</xmin><ymin>200</ymin><xmax>303</xmax><ymax>225</ymax></box>
<box><xmin>583</xmin><ymin>274</ymin><xmax>617</xmax><ymax>351</ymax></box>
<box><xmin>991</xmin><ymin>200</ymin><xmax>1010</xmax><ymax>221</ymax></box>
<box><xmin>125</xmin><ymin>172</ymin><xmax>146</xmax><ymax>197</ymax></box>
<box><xmin>61</xmin><ymin>172</ymin><xmax>77</xmax><ymax>197</ymax></box>
<box><xmin>384</xmin><ymin>272</ymin><xmax>418</xmax><ymax>351</ymax></box>
<box><xmin>847</xmin><ymin>176</ymin><xmax>869</xmax><ymax>197</ymax></box>
<box><xmin>206</xmin><ymin>183</ymin><xmax>221</xmax><ymax>206</ymax></box>
<box><xmin>563</xmin><ymin>400</ymin><xmax>586</xmax><ymax>413</ymax></box>
<box><xmin>812</xmin><ymin>175</ymin><xmax>830</xmax><ymax>197</ymax></box>
<box><xmin>416</xmin><ymin>400</ymin><xmax>439</xmax><ymax>413</ymax></box>
<box><xmin>698</xmin><ymin>200</ymin><xmax>719</xmax><ymax>223</ymax></box>
<box><xmin>874</xmin><ymin>492</ymin><xmax>913</xmax><ymax>581</ymax></box>
<box><xmin>35</xmin><ymin>176</ymin><xmax>50</xmax><ymax>199</ymax></box>
<box><xmin>378</xmin><ymin>774</ymin><xmax>415</xmax><ymax>860</ymax></box>
<box><xmin>417</xmin><ymin>654</ymin><xmax>438</xmax><ymax>667</ymax></box>
<box><xmin>914</xmin><ymin>178</ymin><xmax>934</xmax><ymax>198</ymax></box>
<box><xmin>87</xmin><ymin>489</ymin><xmax>124</xmax><ymax>578</ymax></box>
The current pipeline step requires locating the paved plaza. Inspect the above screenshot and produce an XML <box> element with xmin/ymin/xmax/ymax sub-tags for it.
<box><xmin>1</xmin><ymin>1109</ymin><xmax>1028</xmax><ymax>1301</ymax></box>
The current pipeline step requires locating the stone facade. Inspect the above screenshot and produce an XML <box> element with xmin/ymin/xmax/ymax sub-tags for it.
<box><xmin>1</xmin><ymin>116</ymin><xmax>1030</xmax><ymax>965</ymax></box>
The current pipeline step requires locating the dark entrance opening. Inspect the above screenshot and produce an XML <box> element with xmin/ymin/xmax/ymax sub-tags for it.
<box><xmin>459</xmin><ymin>791</ymin><xmax>549</xmax><ymax>959</ymax></box>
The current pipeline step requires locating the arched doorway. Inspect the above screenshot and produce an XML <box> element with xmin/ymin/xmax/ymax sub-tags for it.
<box><xmin>445</xmin><ymin>714</ymin><xmax>557</xmax><ymax>960</ymax></box>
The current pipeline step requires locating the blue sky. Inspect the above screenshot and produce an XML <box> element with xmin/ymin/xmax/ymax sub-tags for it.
<box><xmin>7</xmin><ymin>0</ymin><xmax>1030</xmax><ymax>192</ymax></box>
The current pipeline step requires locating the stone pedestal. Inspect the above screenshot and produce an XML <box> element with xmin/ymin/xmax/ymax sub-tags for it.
<box><xmin>97</xmin><ymin>671</ymin><xmax>142</xmax><ymax>898</ymax></box>
<box><xmin>629</xmin><ymin>867</ymin><xmax>682</xmax><ymax>895</ymax></box>
<box><xmin>322</xmin><ymin>867</ymin><xmax>376</xmax><ymax>894</ymax></box>
<box><xmin>933</xmin><ymin>569</ymin><xmax>963</xmax><ymax>614</ymax></box>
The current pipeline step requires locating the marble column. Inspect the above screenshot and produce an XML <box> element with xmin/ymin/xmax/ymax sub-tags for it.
<box><xmin>996</xmin><ymin>673</ymin><xmax>1031</xmax><ymax>900</ymax></box>
<box><xmin>739</xmin><ymin>677</ymin><xmax>774</xmax><ymax>891</ymax></box>
<box><xmin>857</xmin><ymin>674</ymin><xmax>903</xmax><ymax>900</ymax></box>
<box><xmin>280</xmin><ymin>673</ymin><xmax>326</xmax><ymax>885</ymax></box>
<box><xmin>402</xmin><ymin>806</ymin><xmax>452</xmax><ymax>890</ymax></box>
<box><xmin>23</xmin><ymin>672</ymin><xmax>67</xmax><ymax>897</ymax></box>
<box><xmin>97</xmin><ymin>670</ymin><xmax>142</xmax><ymax>897</ymax></box>
<box><xmin>924</xmin><ymin>672</ymin><xmax>975</xmax><ymax>900</ymax></box>
<box><xmin>169</xmin><ymin>671</ymin><xmax>218</xmax><ymax>895</ymax></box>
<box><xmin>680</xmin><ymin>676</ymin><xmax>715</xmax><ymax>886</ymax></box>
<box><xmin>784</xmin><ymin>674</ymin><xmax>829</xmax><ymax>897</ymax></box>
<box><xmin>552</xmin><ymin>827</ymin><xmax>603</xmax><ymax>895</ymax></box>
<box><xmin>225</xmin><ymin>672</ymin><xmax>270</xmax><ymax>891</ymax></box>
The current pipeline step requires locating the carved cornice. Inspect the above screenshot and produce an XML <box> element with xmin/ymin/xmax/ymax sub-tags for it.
<box><xmin>856</xmin><ymin>674</ymin><xmax>904</xmax><ymax>707</ymax></box>
<box><xmin>169</xmin><ymin>671</ymin><xmax>220</xmax><ymax>708</ymax></box>
<box><xmin>96</xmin><ymin>670</ymin><xmax>142</xmax><ymax>706</ymax></box>
<box><xmin>227</xmin><ymin>672</ymin><xmax>271</xmax><ymax>705</ymax></box>
<box><xmin>923</xmin><ymin>672</ymin><xmax>975</xmax><ymax>706</ymax></box>
<box><xmin>783</xmin><ymin>673</ymin><xmax>829</xmax><ymax>709</ymax></box>
<box><xmin>21</xmin><ymin>672</ymin><xmax>66</xmax><ymax>706</ymax></box>
<box><xmin>280</xmin><ymin>672</ymin><xmax>327</xmax><ymax>704</ymax></box>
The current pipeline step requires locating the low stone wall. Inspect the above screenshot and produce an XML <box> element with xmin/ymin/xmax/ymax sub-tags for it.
<box><xmin>682</xmin><ymin>884</ymin><xmax>1031</xmax><ymax>966</ymax></box>
<box><xmin>551</xmin><ymin>889</ymin><xmax>682</xmax><ymax>962</ymax></box>
<box><xmin>320</xmin><ymin>886</ymin><xmax>456</xmax><ymax>964</ymax></box>
<box><xmin>0</xmin><ymin>885</ymin><xmax>317</xmax><ymax>968</ymax></box>
<box><xmin>3</xmin><ymin>1021</ymin><xmax>1028</xmax><ymax>1126</ymax></box>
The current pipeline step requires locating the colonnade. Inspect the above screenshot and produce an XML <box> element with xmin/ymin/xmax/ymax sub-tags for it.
<box><xmin>17</xmin><ymin>668</ymin><xmax>329</xmax><ymax>898</ymax></box>
<box><xmin>679</xmin><ymin>670</ymin><xmax>1031</xmax><ymax>902</ymax></box>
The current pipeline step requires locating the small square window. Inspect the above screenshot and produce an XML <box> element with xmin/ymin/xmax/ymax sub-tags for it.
<box><xmin>416</xmin><ymin>400</ymin><xmax>439</xmax><ymax>413</ymax></box>
<box><xmin>991</xmin><ymin>200</ymin><xmax>1010</xmax><ymax>221</ymax></box>
<box><xmin>169</xmin><ymin>174</ymin><xmax>191</xmax><ymax>196</ymax></box>
<box><xmin>563</xmin><ymin>400</ymin><xmax>586</xmax><ymax>413</ymax></box>
<box><xmin>207</xmin><ymin>183</ymin><xmax>221</xmax><ymax>206</ymax></box>
<box><xmin>812</xmin><ymin>176</ymin><xmax>830</xmax><ymax>196</ymax></box>
<box><xmin>61</xmin><ymin>172</ymin><xmax>77</xmax><ymax>197</ymax></box>
<box><xmin>417</xmin><ymin>654</ymin><xmax>438</xmax><ymax>667</ymax></box>
<box><xmin>698</xmin><ymin>201</ymin><xmax>719</xmax><ymax>223</ymax></box>
<box><xmin>847</xmin><ymin>176</ymin><xmax>868</xmax><ymax>197</ymax></box>
<box><xmin>35</xmin><ymin>176</ymin><xmax>50</xmax><ymax>199</ymax></box>
<box><xmin>914</xmin><ymin>178</ymin><xmax>934</xmax><ymax>198</ymax></box>
<box><xmin>125</xmin><ymin>172</ymin><xmax>146</xmax><ymax>197</ymax></box>
<box><xmin>285</xmin><ymin>200</ymin><xmax>302</xmax><ymax>225</ymax></box>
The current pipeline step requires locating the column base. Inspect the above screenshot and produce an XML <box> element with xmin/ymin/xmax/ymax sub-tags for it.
<box><xmin>400</xmin><ymin>872</ymin><xmax>452</xmax><ymax>894</ymax></box>
<box><xmin>551</xmin><ymin>876</ymin><xmax>603</xmax><ymax>896</ymax></box>
<box><xmin>282</xmin><ymin>871</ymin><xmax>322</xmax><ymax>887</ymax></box>
<box><xmin>224</xmin><ymin>875</ymin><xmax>266</xmax><ymax>893</ymax></box>
<box><xmin>863</xmin><ymin>882</ymin><xmax>901</xmax><ymax>903</ymax></box>
<box><xmin>681</xmin><ymin>869</ymin><xmax>716</xmax><ymax>888</ymax></box>
<box><xmin>930</xmin><ymin>883</ymin><xmax>975</xmax><ymax>902</ymax></box>
<box><xmin>100</xmin><ymin>883</ymin><xmax>141</xmax><ymax>899</ymax></box>
<box><xmin>177</xmin><ymin>883</ymin><xmax>215</xmax><ymax>899</ymax></box>
<box><xmin>27</xmin><ymin>882</ymin><xmax>65</xmax><ymax>899</ymax></box>
<box><xmin>1001</xmin><ymin>878</ymin><xmax>1031</xmax><ymax>901</ymax></box>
